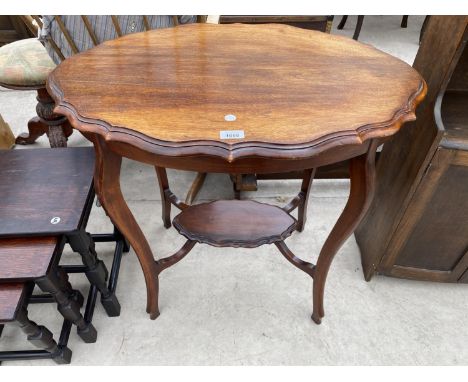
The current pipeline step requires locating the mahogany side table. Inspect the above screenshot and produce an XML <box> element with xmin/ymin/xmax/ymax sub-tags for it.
<box><xmin>47</xmin><ymin>24</ymin><xmax>426</xmax><ymax>324</ymax></box>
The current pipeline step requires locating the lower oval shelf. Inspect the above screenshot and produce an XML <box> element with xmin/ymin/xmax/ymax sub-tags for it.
<box><xmin>172</xmin><ymin>200</ymin><xmax>297</xmax><ymax>248</ymax></box>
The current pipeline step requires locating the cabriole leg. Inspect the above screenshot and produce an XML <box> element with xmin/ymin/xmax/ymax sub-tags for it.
<box><xmin>312</xmin><ymin>143</ymin><xmax>377</xmax><ymax>324</ymax></box>
<box><xmin>92</xmin><ymin>135</ymin><xmax>160</xmax><ymax>319</ymax></box>
<box><xmin>16</xmin><ymin>88</ymin><xmax>72</xmax><ymax>147</ymax></box>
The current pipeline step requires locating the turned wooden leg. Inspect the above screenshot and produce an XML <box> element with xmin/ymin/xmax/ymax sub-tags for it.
<box><xmin>155</xmin><ymin>166</ymin><xmax>172</xmax><ymax>228</ymax></box>
<box><xmin>353</xmin><ymin>16</ymin><xmax>365</xmax><ymax>40</ymax></box>
<box><xmin>297</xmin><ymin>168</ymin><xmax>316</xmax><ymax>232</ymax></box>
<box><xmin>14</xmin><ymin>307</ymin><xmax>72</xmax><ymax>364</ymax></box>
<box><xmin>185</xmin><ymin>172</ymin><xmax>207</xmax><ymax>205</ymax></box>
<box><xmin>36</xmin><ymin>269</ymin><xmax>97</xmax><ymax>342</ymax></box>
<box><xmin>311</xmin><ymin>142</ymin><xmax>377</xmax><ymax>324</ymax></box>
<box><xmin>67</xmin><ymin>230</ymin><xmax>121</xmax><ymax>317</ymax></box>
<box><xmin>16</xmin><ymin>88</ymin><xmax>73</xmax><ymax>147</ymax></box>
<box><xmin>92</xmin><ymin>135</ymin><xmax>160</xmax><ymax>319</ymax></box>
<box><xmin>337</xmin><ymin>15</ymin><xmax>348</xmax><ymax>30</ymax></box>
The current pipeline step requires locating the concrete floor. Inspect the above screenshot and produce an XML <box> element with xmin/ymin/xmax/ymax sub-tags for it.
<box><xmin>1</xmin><ymin>16</ymin><xmax>467</xmax><ymax>365</ymax></box>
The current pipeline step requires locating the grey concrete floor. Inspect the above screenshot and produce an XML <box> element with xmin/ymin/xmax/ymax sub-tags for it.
<box><xmin>1</xmin><ymin>16</ymin><xmax>467</xmax><ymax>365</ymax></box>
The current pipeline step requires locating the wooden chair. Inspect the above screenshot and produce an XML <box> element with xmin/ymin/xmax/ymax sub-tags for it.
<box><xmin>0</xmin><ymin>147</ymin><xmax>128</xmax><ymax>363</ymax></box>
<box><xmin>46</xmin><ymin>15</ymin><xmax>212</xmax><ymax>206</ymax></box>
<box><xmin>0</xmin><ymin>16</ymin><xmax>198</xmax><ymax>148</ymax></box>
<box><xmin>0</xmin><ymin>16</ymin><xmax>72</xmax><ymax>147</ymax></box>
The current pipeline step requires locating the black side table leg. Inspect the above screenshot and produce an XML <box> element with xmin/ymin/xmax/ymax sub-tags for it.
<box><xmin>68</xmin><ymin>230</ymin><xmax>121</xmax><ymax>317</ymax></box>
<box><xmin>14</xmin><ymin>308</ymin><xmax>72</xmax><ymax>364</ymax></box>
<box><xmin>36</xmin><ymin>271</ymin><xmax>97</xmax><ymax>343</ymax></box>
<box><xmin>114</xmin><ymin>226</ymin><xmax>130</xmax><ymax>253</ymax></box>
<box><xmin>353</xmin><ymin>16</ymin><xmax>365</xmax><ymax>40</ymax></box>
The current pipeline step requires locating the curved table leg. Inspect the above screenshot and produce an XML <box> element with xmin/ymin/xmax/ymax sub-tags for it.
<box><xmin>155</xmin><ymin>166</ymin><xmax>172</xmax><ymax>229</ymax></box>
<box><xmin>312</xmin><ymin>142</ymin><xmax>377</xmax><ymax>324</ymax></box>
<box><xmin>92</xmin><ymin>136</ymin><xmax>160</xmax><ymax>319</ymax></box>
<box><xmin>15</xmin><ymin>117</ymin><xmax>48</xmax><ymax>145</ymax></box>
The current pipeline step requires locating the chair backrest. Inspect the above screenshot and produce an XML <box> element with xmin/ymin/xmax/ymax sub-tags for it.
<box><xmin>18</xmin><ymin>15</ymin><xmax>40</xmax><ymax>37</ymax></box>
<box><xmin>31</xmin><ymin>15</ymin><xmax>202</xmax><ymax>64</ymax></box>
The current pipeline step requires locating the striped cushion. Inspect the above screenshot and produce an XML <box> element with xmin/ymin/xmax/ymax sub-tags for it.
<box><xmin>0</xmin><ymin>38</ymin><xmax>56</xmax><ymax>88</ymax></box>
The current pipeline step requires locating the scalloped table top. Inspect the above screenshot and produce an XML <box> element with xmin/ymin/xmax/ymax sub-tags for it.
<box><xmin>48</xmin><ymin>23</ymin><xmax>425</xmax><ymax>158</ymax></box>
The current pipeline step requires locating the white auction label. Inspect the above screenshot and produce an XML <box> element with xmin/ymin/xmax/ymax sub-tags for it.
<box><xmin>220</xmin><ymin>130</ymin><xmax>245</xmax><ymax>139</ymax></box>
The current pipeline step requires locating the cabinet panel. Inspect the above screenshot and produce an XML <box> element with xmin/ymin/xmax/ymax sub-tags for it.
<box><xmin>395</xmin><ymin>163</ymin><xmax>468</xmax><ymax>271</ymax></box>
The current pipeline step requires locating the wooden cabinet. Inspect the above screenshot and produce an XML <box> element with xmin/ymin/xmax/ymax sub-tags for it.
<box><xmin>356</xmin><ymin>16</ymin><xmax>468</xmax><ymax>283</ymax></box>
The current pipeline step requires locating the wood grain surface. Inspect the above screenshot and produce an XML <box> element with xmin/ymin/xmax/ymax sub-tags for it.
<box><xmin>48</xmin><ymin>23</ymin><xmax>425</xmax><ymax>161</ymax></box>
<box><xmin>0</xmin><ymin>283</ymin><xmax>26</xmax><ymax>322</ymax></box>
<box><xmin>356</xmin><ymin>17</ymin><xmax>467</xmax><ymax>281</ymax></box>
<box><xmin>0</xmin><ymin>237</ymin><xmax>58</xmax><ymax>280</ymax></box>
<box><xmin>0</xmin><ymin>147</ymin><xmax>94</xmax><ymax>237</ymax></box>
<box><xmin>173</xmin><ymin>200</ymin><xmax>297</xmax><ymax>247</ymax></box>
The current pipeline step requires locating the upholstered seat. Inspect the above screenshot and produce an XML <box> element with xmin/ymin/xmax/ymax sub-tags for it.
<box><xmin>0</xmin><ymin>38</ymin><xmax>56</xmax><ymax>89</ymax></box>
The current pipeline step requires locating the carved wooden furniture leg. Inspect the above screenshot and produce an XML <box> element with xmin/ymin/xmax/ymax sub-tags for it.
<box><xmin>93</xmin><ymin>136</ymin><xmax>160</xmax><ymax>319</ymax></box>
<box><xmin>15</xmin><ymin>116</ymin><xmax>48</xmax><ymax>145</ymax></box>
<box><xmin>35</xmin><ymin>268</ymin><xmax>97</xmax><ymax>342</ymax></box>
<box><xmin>13</xmin><ymin>306</ymin><xmax>72</xmax><ymax>364</ymax></box>
<box><xmin>155</xmin><ymin>166</ymin><xmax>172</xmax><ymax>228</ymax></box>
<box><xmin>311</xmin><ymin>143</ymin><xmax>377</xmax><ymax>324</ymax></box>
<box><xmin>47</xmin><ymin>125</ymin><xmax>67</xmax><ymax>147</ymax></box>
<box><xmin>185</xmin><ymin>172</ymin><xmax>207</xmax><ymax>204</ymax></box>
<box><xmin>0</xmin><ymin>282</ymin><xmax>72</xmax><ymax>364</ymax></box>
<box><xmin>15</xmin><ymin>88</ymin><xmax>72</xmax><ymax>147</ymax></box>
<box><xmin>67</xmin><ymin>230</ymin><xmax>121</xmax><ymax>317</ymax></box>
